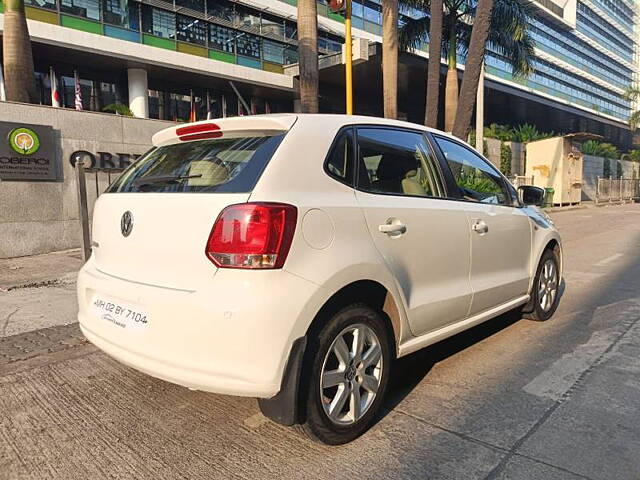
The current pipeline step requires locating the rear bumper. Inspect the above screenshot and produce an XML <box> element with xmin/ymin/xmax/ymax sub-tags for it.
<box><xmin>77</xmin><ymin>259</ymin><xmax>318</xmax><ymax>398</ymax></box>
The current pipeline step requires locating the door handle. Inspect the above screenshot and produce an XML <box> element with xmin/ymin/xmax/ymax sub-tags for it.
<box><xmin>472</xmin><ymin>219</ymin><xmax>489</xmax><ymax>235</ymax></box>
<box><xmin>379</xmin><ymin>218</ymin><xmax>407</xmax><ymax>236</ymax></box>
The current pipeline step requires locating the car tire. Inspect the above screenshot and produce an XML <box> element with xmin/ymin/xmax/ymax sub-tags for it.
<box><xmin>524</xmin><ymin>249</ymin><xmax>560</xmax><ymax>322</ymax></box>
<box><xmin>298</xmin><ymin>303</ymin><xmax>392</xmax><ymax>445</ymax></box>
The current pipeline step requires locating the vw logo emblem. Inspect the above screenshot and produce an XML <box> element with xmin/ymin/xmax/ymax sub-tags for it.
<box><xmin>121</xmin><ymin>211</ymin><xmax>133</xmax><ymax>237</ymax></box>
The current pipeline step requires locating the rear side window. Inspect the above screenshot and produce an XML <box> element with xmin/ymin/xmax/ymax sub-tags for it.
<box><xmin>108</xmin><ymin>133</ymin><xmax>285</xmax><ymax>193</ymax></box>
<box><xmin>325</xmin><ymin>128</ymin><xmax>355</xmax><ymax>185</ymax></box>
<box><xmin>356</xmin><ymin>127</ymin><xmax>445</xmax><ymax>198</ymax></box>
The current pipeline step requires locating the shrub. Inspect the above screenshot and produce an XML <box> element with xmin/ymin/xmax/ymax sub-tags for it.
<box><xmin>102</xmin><ymin>103</ymin><xmax>134</xmax><ymax>117</ymax></box>
<box><xmin>603</xmin><ymin>158</ymin><xmax>611</xmax><ymax>177</ymax></box>
<box><xmin>616</xmin><ymin>160</ymin><xmax>623</xmax><ymax>179</ymax></box>
<box><xmin>500</xmin><ymin>143</ymin><xmax>512</xmax><ymax>176</ymax></box>
<box><xmin>510</xmin><ymin>124</ymin><xmax>554</xmax><ymax>143</ymax></box>
<box><xmin>581</xmin><ymin>140</ymin><xmax>619</xmax><ymax>159</ymax></box>
<box><xmin>483</xmin><ymin>124</ymin><xmax>513</xmax><ymax>142</ymax></box>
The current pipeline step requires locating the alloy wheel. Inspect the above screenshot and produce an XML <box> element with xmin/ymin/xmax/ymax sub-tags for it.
<box><xmin>320</xmin><ymin>323</ymin><xmax>383</xmax><ymax>425</ymax></box>
<box><xmin>538</xmin><ymin>258</ymin><xmax>558</xmax><ymax>312</ymax></box>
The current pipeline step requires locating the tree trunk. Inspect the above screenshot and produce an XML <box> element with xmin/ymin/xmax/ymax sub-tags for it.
<box><xmin>2</xmin><ymin>0</ymin><xmax>37</xmax><ymax>103</ymax></box>
<box><xmin>382</xmin><ymin>0</ymin><xmax>398</xmax><ymax>119</ymax></box>
<box><xmin>297</xmin><ymin>0</ymin><xmax>319</xmax><ymax>113</ymax></box>
<box><xmin>443</xmin><ymin>28</ymin><xmax>458</xmax><ymax>132</ymax></box>
<box><xmin>425</xmin><ymin>0</ymin><xmax>443</xmax><ymax>128</ymax></box>
<box><xmin>451</xmin><ymin>0</ymin><xmax>494</xmax><ymax>140</ymax></box>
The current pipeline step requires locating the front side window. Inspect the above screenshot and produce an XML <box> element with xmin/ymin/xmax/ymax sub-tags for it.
<box><xmin>109</xmin><ymin>134</ymin><xmax>285</xmax><ymax>193</ymax></box>
<box><xmin>325</xmin><ymin>129</ymin><xmax>354</xmax><ymax>185</ymax></box>
<box><xmin>356</xmin><ymin>127</ymin><xmax>444</xmax><ymax>198</ymax></box>
<box><xmin>434</xmin><ymin>136</ymin><xmax>509</xmax><ymax>205</ymax></box>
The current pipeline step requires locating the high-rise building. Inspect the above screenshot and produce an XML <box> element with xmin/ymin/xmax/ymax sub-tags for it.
<box><xmin>0</xmin><ymin>0</ymin><xmax>636</xmax><ymax>146</ymax></box>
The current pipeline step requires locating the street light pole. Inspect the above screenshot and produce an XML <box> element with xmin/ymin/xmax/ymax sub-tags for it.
<box><xmin>345</xmin><ymin>0</ymin><xmax>353</xmax><ymax>114</ymax></box>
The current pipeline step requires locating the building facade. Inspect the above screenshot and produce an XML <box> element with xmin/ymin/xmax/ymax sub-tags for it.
<box><xmin>0</xmin><ymin>0</ymin><xmax>637</xmax><ymax>145</ymax></box>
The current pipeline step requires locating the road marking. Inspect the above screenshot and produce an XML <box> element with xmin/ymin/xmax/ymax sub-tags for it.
<box><xmin>594</xmin><ymin>253</ymin><xmax>623</xmax><ymax>267</ymax></box>
<box><xmin>523</xmin><ymin>328</ymin><xmax>620</xmax><ymax>401</ymax></box>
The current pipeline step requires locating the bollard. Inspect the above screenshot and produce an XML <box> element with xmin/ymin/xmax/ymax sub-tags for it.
<box><xmin>75</xmin><ymin>159</ymin><xmax>92</xmax><ymax>262</ymax></box>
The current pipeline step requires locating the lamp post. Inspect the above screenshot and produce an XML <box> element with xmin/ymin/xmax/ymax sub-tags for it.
<box><xmin>330</xmin><ymin>0</ymin><xmax>353</xmax><ymax>114</ymax></box>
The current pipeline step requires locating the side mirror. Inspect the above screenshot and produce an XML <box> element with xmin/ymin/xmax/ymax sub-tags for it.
<box><xmin>518</xmin><ymin>185</ymin><xmax>545</xmax><ymax>206</ymax></box>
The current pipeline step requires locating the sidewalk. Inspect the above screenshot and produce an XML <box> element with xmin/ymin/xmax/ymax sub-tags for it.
<box><xmin>0</xmin><ymin>249</ymin><xmax>84</xmax><ymax>291</ymax></box>
<box><xmin>0</xmin><ymin>250</ymin><xmax>83</xmax><ymax>338</ymax></box>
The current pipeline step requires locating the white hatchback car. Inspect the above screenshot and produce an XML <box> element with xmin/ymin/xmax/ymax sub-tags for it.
<box><xmin>78</xmin><ymin>114</ymin><xmax>562</xmax><ymax>444</ymax></box>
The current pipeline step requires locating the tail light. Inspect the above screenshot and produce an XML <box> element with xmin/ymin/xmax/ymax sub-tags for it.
<box><xmin>206</xmin><ymin>203</ymin><xmax>297</xmax><ymax>269</ymax></box>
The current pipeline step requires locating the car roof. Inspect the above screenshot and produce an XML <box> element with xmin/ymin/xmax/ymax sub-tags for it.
<box><xmin>152</xmin><ymin>113</ymin><xmax>460</xmax><ymax>147</ymax></box>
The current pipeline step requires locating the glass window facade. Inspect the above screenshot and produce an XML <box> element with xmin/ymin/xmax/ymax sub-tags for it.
<box><xmin>209</xmin><ymin>24</ymin><xmax>236</xmax><ymax>53</ymax></box>
<box><xmin>142</xmin><ymin>5</ymin><xmax>176</xmax><ymax>39</ymax></box>
<box><xmin>236</xmin><ymin>32</ymin><xmax>261</xmax><ymax>58</ymax></box>
<box><xmin>177</xmin><ymin>15</ymin><xmax>206</xmax><ymax>45</ymax></box>
<box><xmin>60</xmin><ymin>0</ymin><xmax>100</xmax><ymax>20</ymax></box>
<box><xmin>26</xmin><ymin>0</ymin><xmax>57</xmax><ymax>10</ymax></box>
<box><xmin>263</xmin><ymin>39</ymin><xmax>285</xmax><ymax>64</ymax></box>
<box><xmin>102</xmin><ymin>0</ymin><xmax>138</xmax><ymax>29</ymax></box>
<box><xmin>175</xmin><ymin>0</ymin><xmax>204</xmax><ymax>13</ymax></box>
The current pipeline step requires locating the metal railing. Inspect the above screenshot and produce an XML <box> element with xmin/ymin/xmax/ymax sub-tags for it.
<box><xmin>75</xmin><ymin>161</ymin><xmax>125</xmax><ymax>260</ymax></box>
<box><xmin>510</xmin><ymin>175</ymin><xmax>535</xmax><ymax>188</ymax></box>
<box><xmin>595</xmin><ymin>176</ymin><xmax>640</xmax><ymax>205</ymax></box>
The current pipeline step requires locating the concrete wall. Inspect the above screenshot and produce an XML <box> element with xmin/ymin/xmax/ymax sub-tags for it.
<box><xmin>581</xmin><ymin>155</ymin><xmax>639</xmax><ymax>201</ymax></box>
<box><xmin>0</xmin><ymin>102</ymin><xmax>173</xmax><ymax>258</ymax></box>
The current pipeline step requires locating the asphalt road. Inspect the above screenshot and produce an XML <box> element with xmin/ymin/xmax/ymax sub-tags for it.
<box><xmin>2</xmin><ymin>204</ymin><xmax>640</xmax><ymax>480</ymax></box>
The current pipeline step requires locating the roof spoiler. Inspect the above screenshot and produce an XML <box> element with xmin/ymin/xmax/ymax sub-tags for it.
<box><xmin>152</xmin><ymin>115</ymin><xmax>298</xmax><ymax>146</ymax></box>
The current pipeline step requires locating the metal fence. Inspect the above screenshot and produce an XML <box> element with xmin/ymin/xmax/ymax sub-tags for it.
<box><xmin>510</xmin><ymin>175</ymin><xmax>534</xmax><ymax>188</ymax></box>
<box><xmin>595</xmin><ymin>177</ymin><xmax>640</xmax><ymax>205</ymax></box>
<box><xmin>75</xmin><ymin>161</ymin><xmax>125</xmax><ymax>260</ymax></box>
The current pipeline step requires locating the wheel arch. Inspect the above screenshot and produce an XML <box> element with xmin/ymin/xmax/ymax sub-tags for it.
<box><xmin>306</xmin><ymin>279</ymin><xmax>402</xmax><ymax>354</ymax></box>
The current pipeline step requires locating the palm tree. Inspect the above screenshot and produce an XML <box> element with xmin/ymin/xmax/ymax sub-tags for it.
<box><xmin>400</xmin><ymin>0</ymin><xmax>535</xmax><ymax>133</ymax></box>
<box><xmin>425</xmin><ymin>0</ymin><xmax>443</xmax><ymax>128</ymax></box>
<box><xmin>623</xmin><ymin>86</ymin><xmax>640</xmax><ymax>132</ymax></box>
<box><xmin>451</xmin><ymin>0</ymin><xmax>493</xmax><ymax>139</ymax></box>
<box><xmin>297</xmin><ymin>0</ymin><xmax>319</xmax><ymax>113</ymax></box>
<box><xmin>2</xmin><ymin>0</ymin><xmax>37</xmax><ymax>103</ymax></box>
<box><xmin>382</xmin><ymin>0</ymin><xmax>399</xmax><ymax>119</ymax></box>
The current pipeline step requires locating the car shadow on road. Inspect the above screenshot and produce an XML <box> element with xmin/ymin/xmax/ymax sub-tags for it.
<box><xmin>382</xmin><ymin>308</ymin><xmax>524</xmax><ymax>414</ymax></box>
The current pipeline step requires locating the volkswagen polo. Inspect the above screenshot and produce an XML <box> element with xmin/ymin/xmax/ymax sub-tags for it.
<box><xmin>77</xmin><ymin>114</ymin><xmax>562</xmax><ymax>444</ymax></box>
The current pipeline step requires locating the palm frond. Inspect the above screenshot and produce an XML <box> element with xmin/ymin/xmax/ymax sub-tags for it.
<box><xmin>623</xmin><ymin>86</ymin><xmax>640</xmax><ymax>102</ymax></box>
<box><xmin>629</xmin><ymin>110</ymin><xmax>640</xmax><ymax>131</ymax></box>
<box><xmin>487</xmin><ymin>0</ymin><xmax>536</xmax><ymax>77</ymax></box>
<box><xmin>399</xmin><ymin>0</ymin><xmax>430</xmax><ymax>10</ymax></box>
<box><xmin>399</xmin><ymin>15</ymin><xmax>431</xmax><ymax>51</ymax></box>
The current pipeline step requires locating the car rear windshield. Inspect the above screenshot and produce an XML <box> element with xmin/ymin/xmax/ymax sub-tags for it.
<box><xmin>107</xmin><ymin>133</ymin><xmax>285</xmax><ymax>193</ymax></box>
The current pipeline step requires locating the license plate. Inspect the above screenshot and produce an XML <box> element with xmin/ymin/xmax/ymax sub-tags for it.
<box><xmin>91</xmin><ymin>294</ymin><xmax>149</xmax><ymax>331</ymax></box>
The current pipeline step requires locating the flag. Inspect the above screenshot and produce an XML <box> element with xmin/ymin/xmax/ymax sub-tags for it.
<box><xmin>50</xmin><ymin>67</ymin><xmax>61</xmax><ymax>107</ymax></box>
<box><xmin>74</xmin><ymin>71</ymin><xmax>83</xmax><ymax>111</ymax></box>
<box><xmin>250</xmin><ymin>97</ymin><xmax>257</xmax><ymax>115</ymax></box>
<box><xmin>0</xmin><ymin>63</ymin><xmax>5</xmax><ymax>102</ymax></box>
<box><xmin>265</xmin><ymin>100</ymin><xmax>271</xmax><ymax>115</ymax></box>
<box><xmin>189</xmin><ymin>90</ymin><xmax>197</xmax><ymax>122</ymax></box>
<box><xmin>222</xmin><ymin>94</ymin><xmax>227</xmax><ymax>118</ymax></box>
<box><xmin>206</xmin><ymin>90</ymin><xmax>212</xmax><ymax>119</ymax></box>
<box><xmin>238</xmin><ymin>97</ymin><xmax>244</xmax><ymax>116</ymax></box>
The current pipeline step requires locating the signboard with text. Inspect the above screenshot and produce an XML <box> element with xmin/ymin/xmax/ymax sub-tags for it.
<box><xmin>0</xmin><ymin>121</ymin><xmax>60</xmax><ymax>181</ymax></box>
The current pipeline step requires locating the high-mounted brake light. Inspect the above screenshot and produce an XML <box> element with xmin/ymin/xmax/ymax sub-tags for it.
<box><xmin>176</xmin><ymin>123</ymin><xmax>222</xmax><ymax>141</ymax></box>
<box><xmin>205</xmin><ymin>203</ymin><xmax>297</xmax><ymax>269</ymax></box>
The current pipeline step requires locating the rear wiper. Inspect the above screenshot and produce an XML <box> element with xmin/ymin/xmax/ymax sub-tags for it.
<box><xmin>133</xmin><ymin>174</ymin><xmax>202</xmax><ymax>187</ymax></box>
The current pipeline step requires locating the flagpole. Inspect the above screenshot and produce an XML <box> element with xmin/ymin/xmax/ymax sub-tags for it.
<box><xmin>0</xmin><ymin>63</ymin><xmax>6</xmax><ymax>102</ymax></box>
<box><xmin>50</xmin><ymin>66</ymin><xmax>61</xmax><ymax>108</ymax></box>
